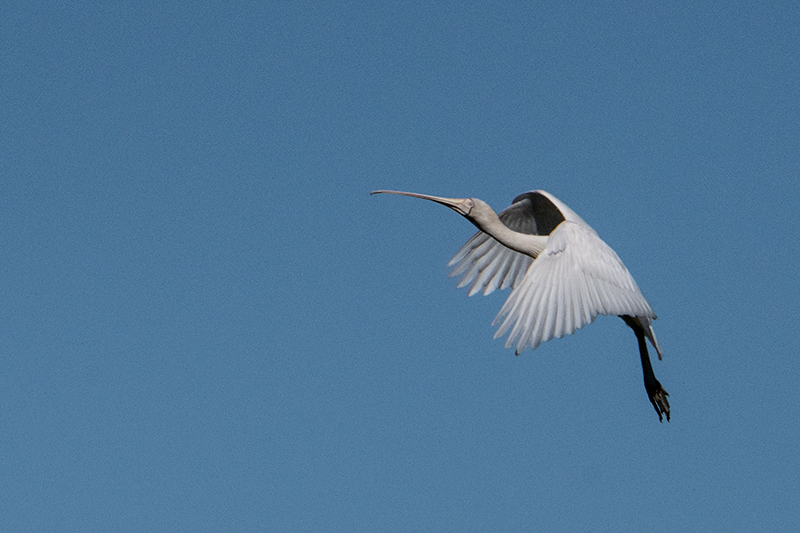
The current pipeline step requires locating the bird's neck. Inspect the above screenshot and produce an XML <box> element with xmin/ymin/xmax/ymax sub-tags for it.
<box><xmin>474</xmin><ymin>212</ymin><xmax>549</xmax><ymax>258</ymax></box>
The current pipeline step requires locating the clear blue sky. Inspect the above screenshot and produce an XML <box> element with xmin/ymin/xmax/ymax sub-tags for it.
<box><xmin>2</xmin><ymin>1</ymin><xmax>798</xmax><ymax>531</ymax></box>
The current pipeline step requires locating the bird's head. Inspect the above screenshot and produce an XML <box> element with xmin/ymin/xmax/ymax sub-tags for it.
<box><xmin>370</xmin><ymin>190</ymin><xmax>478</xmax><ymax>217</ymax></box>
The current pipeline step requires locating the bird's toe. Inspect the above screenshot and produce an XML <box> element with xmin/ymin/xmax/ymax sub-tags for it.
<box><xmin>647</xmin><ymin>383</ymin><xmax>670</xmax><ymax>422</ymax></box>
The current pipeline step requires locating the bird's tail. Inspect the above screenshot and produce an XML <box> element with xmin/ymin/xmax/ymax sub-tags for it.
<box><xmin>627</xmin><ymin>315</ymin><xmax>664</xmax><ymax>361</ymax></box>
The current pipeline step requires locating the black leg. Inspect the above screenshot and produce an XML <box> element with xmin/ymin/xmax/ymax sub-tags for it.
<box><xmin>621</xmin><ymin>315</ymin><xmax>670</xmax><ymax>422</ymax></box>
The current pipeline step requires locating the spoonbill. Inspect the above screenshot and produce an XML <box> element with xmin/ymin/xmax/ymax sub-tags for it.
<box><xmin>371</xmin><ymin>189</ymin><xmax>670</xmax><ymax>421</ymax></box>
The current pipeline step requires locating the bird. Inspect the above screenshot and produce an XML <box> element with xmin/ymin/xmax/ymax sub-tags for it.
<box><xmin>371</xmin><ymin>189</ymin><xmax>670</xmax><ymax>422</ymax></box>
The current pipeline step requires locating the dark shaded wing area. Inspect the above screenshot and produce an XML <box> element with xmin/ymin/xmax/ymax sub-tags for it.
<box><xmin>508</xmin><ymin>191</ymin><xmax>565</xmax><ymax>236</ymax></box>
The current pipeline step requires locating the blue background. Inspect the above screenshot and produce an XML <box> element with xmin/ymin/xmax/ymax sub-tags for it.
<box><xmin>2</xmin><ymin>1</ymin><xmax>798</xmax><ymax>530</ymax></box>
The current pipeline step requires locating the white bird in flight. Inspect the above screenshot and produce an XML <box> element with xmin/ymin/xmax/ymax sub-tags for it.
<box><xmin>372</xmin><ymin>189</ymin><xmax>670</xmax><ymax>421</ymax></box>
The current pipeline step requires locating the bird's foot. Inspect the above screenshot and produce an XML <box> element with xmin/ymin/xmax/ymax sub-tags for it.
<box><xmin>646</xmin><ymin>381</ymin><xmax>670</xmax><ymax>422</ymax></box>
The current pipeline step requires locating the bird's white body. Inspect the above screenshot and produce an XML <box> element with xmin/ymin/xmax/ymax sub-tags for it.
<box><xmin>447</xmin><ymin>190</ymin><xmax>662</xmax><ymax>357</ymax></box>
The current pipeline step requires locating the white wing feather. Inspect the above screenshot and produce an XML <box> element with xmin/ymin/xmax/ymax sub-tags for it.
<box><xmin>492</xmin><ymin>221</ymin><xmax>657</xmax><ymax>354</ymax></box>
<box><xmin>447</xmin><ymin>231</ymin><xmax>533</xmax><ymax>296</ymax></box>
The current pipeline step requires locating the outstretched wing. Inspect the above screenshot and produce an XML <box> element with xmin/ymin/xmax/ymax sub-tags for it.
<box><xmin>447</xmin><ymin>192</ymin><xmax>565</xmax><ymax>296</ymax></box>
<box><xmin>492</xmin><ymin>220</ymin><xmax>657</xmax><ymax>354</ymax></box>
